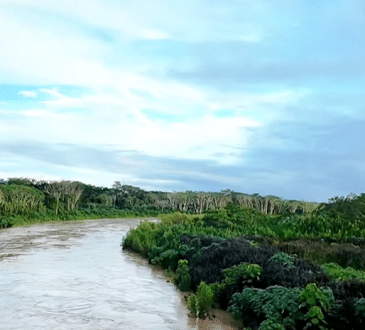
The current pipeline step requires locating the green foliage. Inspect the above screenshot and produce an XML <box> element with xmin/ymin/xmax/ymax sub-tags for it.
<box><xmin>321</xmin><ymin>262</ymin><xmax>365</xmax><ymax>282</ymax></box>
<box><xmin>122</xmin><ymin>220</ymin><xmax>160</xmax><ymax>257</ymax></box>
<box><xmin>173</xmin><ymin>259</ymin><xmax>191</xmax><ymax>291</ymax></box>
<box><xmin>307</xmin><ymin>305</ymin><xmax>324</xmax><ymax>321</ymax></box>
<box><xmin>259</xmin><ymin>319</ymin><xmax>285</xmax><ymax>330</ymax></box>
<box><xmin>227</xmin><ymin>286</ymin><xmax>303</xmax><ymax>328</ymax></box>
<box><xmin>208</xmin><ymin>282</ymin><xmax>226</xmax><ymax>306</ymax></box>
<box><xmin>299</xmin><ymin>283</ymin><xmax>334</xmax><ymax>311</ymax></box>
<box><xmin>299</xmin><ymin>283</ymin><xmax>334</xmax><ymax>329</ymax></box>
<box><xmin>355</xmin><ymin>298</ymin><xmax>365</xmax><ymax>317</ymax></box>
<box><xmin>0</xmin><ymin>184</ymin><xmax>45</xmax><ymax>216</ymax></box>
<box><xmin>315</xmin><ymin>193</ymin><xmax>365</xmax><ymax>223</ymax></box>
<box><xmin>187</xmin><ymin>281</ymin><xmax>214</xmax><ymax>319</ymax></box>
<box><xmin>227</xmin><ymin>284</ymin><xmax>334</xmax><ymax>329</ymax></box>
<box><xmin>158</xmin><ymin>212</ymin><xmax>202</xmax><ymax>225</ymax></box>
<box><xmin>187</xmin><ymin>294</ymin><xmax>198</xmax><ymax>316</ymax></box>
<box><xmin>222</xmin><ymin>263</ymin><xmax>262</xmax><ymax>286</ymax></box>
<box><xmin>269</xmin><ymin>252</ymin><xmax>295</xmax><ymax>269</ymax></box>
<box><xmin>0</xmin><ymin>217</ymin><xmax>11</xmax><ymax>228</ymax></box>
<box><xmin>151</xmin><ymin>249</ymin><xmax>179</xmax><ymax>268</ymax></box>
<box><xmin>249</xmin><ymin>240</ymin><xmax>260</xmax><ymax>247</ymax></box>
<box><xmin>204</xmin><ymin>209</ymin><xmax>229</xmax><ymax>222</ymax></box>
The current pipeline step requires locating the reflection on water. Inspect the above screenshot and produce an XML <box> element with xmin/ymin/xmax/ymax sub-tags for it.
<box><xmin>0</xmin><ymin>219</ymin><xmax>241</xmax><ymax>330</ymax></box>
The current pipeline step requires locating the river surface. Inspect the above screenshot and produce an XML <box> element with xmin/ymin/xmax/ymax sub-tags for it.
<box><xmin>0</xmin><ymin>219</ymin><xmax>242</xmax><ymax>330</ymax></box>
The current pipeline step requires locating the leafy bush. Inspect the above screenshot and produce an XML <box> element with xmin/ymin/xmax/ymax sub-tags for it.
<box><xmin>173</xmin><ymin>259</ymin><xmax>191</xmax><ymax>291</ymax></box>
<box><xmin>268</xmin><ymin>252</ymin><xmax>295</xmax><ymax>269</ymax></box>
<box><xmin>227</xmin><ymin>283</ymin><xmax>334</xmax><ymax>330</ymax></box>
<box><xmin>158</xmin><ymin>212</ymin><xmax>202</xmax><ymax>225</ymax></box>
<box><xmin>332</xmin><ymin>246</ymin><xmax>365</xmax><ymax>270</ymax></box>
<box><xmin>122</xmin><ymin>220</ymin><xmax>160</xmax><ymax>257</ymax></box>
<box><xmin>321</xmin><ymin>262</ymin><xmax>365</xmax><ymax>282</ymax></box>
<box><xmin>0</xmin><ymin>217</ymin><xmax>11</xmax><ymax>228</ymax></box>
<box><xmin>255</xmin><ymin>236</ymin><xmax>365</xmax><ymax>271</ymax></box>
<box><xmin>299</xmin><ymin>283</ymin><xmax>334</xmax><ymax>311</ymax></box>
<box><xmin>259</xmin><ymin>319</ymin><xmax>285</xmax><ymax>330</ymax></box>
<box><xmin>182</xmin><ymin>236</ymin><xmax>278</xmax><ymax>291</ymax></box>
<box><xmin>261</xmin><ymin>254</ymin><xmax>333</xmax><ymax>290</ymax></box>
<box><xmin>298</xmin><ymin>283</ymin><xmax>334</xmax><ymax>329</ymax></box>
<box><xmin>222</xmin><ymin>263</ymin><xmax>262</xmax><ymax>285</ymax></box>
<box><xmin>151</xmin><ymin>249</ymin><xmax>180</xmax><ymax>270</ymax></box>
<box><xmin>355</xmin><ymin>298</ymin><xmax>365</xmax><ymax>317</ymax></box>
<box><xmin>187</xmin><ymin>281</ymin><xmax>214</xmax><ymax>319</ymax></box>
<box><xmin>325</xmin><ymin>277</ymin><xmax>365</xmax><ymax>329</ymax></box>
<box><xmin>208</xmin><ymin>282</ymin><xmax>226</xmax><ymax>306</ymax></box>
<box><xmin>187</xmin><ymin>293</ymin><xmax>198</xmax><ymax>316</ymax></box>
<box><xmin>227</xmin><ymin>285</ymin><xmax>303</xmax><ymax>329</ymax></box>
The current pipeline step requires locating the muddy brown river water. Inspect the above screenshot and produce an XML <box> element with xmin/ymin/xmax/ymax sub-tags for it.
<box><xmin>0</xmin><ymin>219</ymin><xmax>242</xmax><ymax>330</ymax></box>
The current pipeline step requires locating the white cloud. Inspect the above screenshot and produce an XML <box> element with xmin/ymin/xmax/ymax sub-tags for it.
<box><xmin>0</xmin><ymin>8</ymin><xmax>111</xmax><ymax>85</ymax></box>
<box><xmin>1</xmin><ymin>78</ymin><xmax>310</xmax><ymax>167</ymax></box>
<box><xmin>18</xmin><ymin>90</ymin><xmax>37</xmax><ymax>98</ymax></box>
<box><xmin>140</xmin><ymin>29</ymin><xmax>170</xmax><ymax>40</ymax></box>
<box><xmin>39</xmin><ymin>88</ymin><xmax>65</xmax><ymax>98</ymax></box>
<box><xmin>0</xmin><ymin>0</ymin><xmax>271</xmax><ymax>44</ymax></box>
<box><xmin>0</xmin><ymin>93</ymin><xmax>262</xmax><ymax>164</ymax></box>
<box><xmin>20</xmin><ymin>110</ymin><xmax>50</xmax><ymax>117</ymax></box>
<box><xmin>1</xmin><ymin>0</ymin><xmax>362</xmax><ymax>202</ymax></box>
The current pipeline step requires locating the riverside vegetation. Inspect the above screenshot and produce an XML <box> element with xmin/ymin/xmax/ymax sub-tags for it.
<box><xmin>4</xmin><ymin>177</ymin><xmax>365</xmax><ymax>328</ymax></box>
<box><xmin>122</xmin><ymin>193</ymin><xmax>365</xmax><ymax>329</ymax></box>
<box><xmin>0</xmin><ymin>177</ymin><xmax>318</xmax><ymax>229</ymax></box>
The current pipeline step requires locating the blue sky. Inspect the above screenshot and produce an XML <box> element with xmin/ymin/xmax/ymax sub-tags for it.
<box><xmin>0</xmin><ymin>0</ymin><xmax>364</xmax><ymax>202</ymax></box>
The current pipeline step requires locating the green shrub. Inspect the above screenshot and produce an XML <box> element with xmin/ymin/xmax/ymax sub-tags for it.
<box><xmin>187</xmin><ymin>294</ymin><xmax>198</xmax><ymax>316</ymax></box>
<box><xmin>259</xmin><ymin>319</ymin><xmax>285</xmax><ymax>330</ymax></box>
<box><xmin>208</xmin><ymin>282</ymin><xmax>226</xmax><ymax>306</ymax></box>
<box><xmin>268</xmin><ymin>252</ymin><xmax>295</xmax><ymax>269</ymax></box>
<box><xmin>151</xmin><ymin>249</ymin><xmax>179</xmax><ymax>269</ymax></box>
<box><xmin>355</xmin><ymin>298</ymin><xmax>365</xmax><ymax>317</ymax></box>
<box><xmin>187</xmin><ymin>281</ymin><xmax>214</xmax><ymax>319</ymax></box>
<box><xmin>321</xmin><ymin>262</ymin><xmax>365</xmax><ymax>282</ymax></box>
<box><xmin>158</xmin><ymin>212</ymin><xmax>201</xmax><ymax>225</ymax></box>
<box><xmin>122</xmin><ymin>220</ymin><xmax>160</xmax><ymax>257</ymax></box>
<box><xmin>173</xmin><ymin>259</ymin><xmax>191</xmax><ymax>291</ymax></box>
<box><xmin>0</xmin><ymin>217</ymin><xmax>11</xmax><ymax>228</ymax></box>
<box><xmin>249</xmin><ymin>240</ymin><xmax>260</xmax><ymax>248</ymax></box>
<box><xmin>228</xmin><ymin>285</ymin><xmax>303</xmax><ymax>328</ymax></box>
<box><xmin>299</xmin><ymin>283</ymin><xmax>334</xmax><ymax>311</ymax></box>
<box><xmin>299</xmin><ymin>283</ymin><xmax>334</xmax><ymax>329</ymax></box>
<box><xmin>222</xmin><ymin>263</ymin><xmax>262</xmax><ymax>286</ymax></box>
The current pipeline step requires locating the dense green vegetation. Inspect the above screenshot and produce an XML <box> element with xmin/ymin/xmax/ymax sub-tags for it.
<box><xmin>4</xmin><ymin>176</ymin><xmax>365</xmax><ymax>328</ymax></box>
<box><xmin>122</xmin><ymin>194</ymin><xmax>365</xmax><ymax>329</ymax></box>
<box><xmin>0</xmin><ymin>177</ymin><xmax>320</xmax><ymax>229</ymax></box>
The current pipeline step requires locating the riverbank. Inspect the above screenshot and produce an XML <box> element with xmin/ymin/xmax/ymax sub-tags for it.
<box><xmin>1</xmin><ymin>219</ymin><xmax>204</xmax><ymax>329</ymax></box>
<box><xmin>147</xmin><ymin>252</ymin><xmax>246</xmax><ymax>330</ymax></box>
<box><xmin>0</xmin><ymin>207</ymin><xmax>171</xmax><ymax>229</ymax></box>
<box><xmin>0</xmin><ymin>217</ymin><xmax>247</xmax><ymax>330</ymax></box>
<box><xmin>122</xmin><ymin>209</ymin><xmax>365</xmax><ymax>329</ymax></box>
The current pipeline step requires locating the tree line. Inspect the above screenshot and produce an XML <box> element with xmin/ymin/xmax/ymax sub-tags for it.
<box><xmin>0</xmin><ymin>177</ymin><xmax>321</xmax><ymax>217</ymax></box>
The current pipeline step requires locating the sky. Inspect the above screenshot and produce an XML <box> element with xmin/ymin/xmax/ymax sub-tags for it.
<box><xmin>0</xmin><ymin>0</ymin><xmax>364</xmax><ymax>203</ymax></box>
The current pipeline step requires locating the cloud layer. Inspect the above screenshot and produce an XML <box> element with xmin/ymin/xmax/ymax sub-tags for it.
<box><xmin>0</xmin><ymin>0</ymin><xmax>364</xmax><ymax>202</ymax></box>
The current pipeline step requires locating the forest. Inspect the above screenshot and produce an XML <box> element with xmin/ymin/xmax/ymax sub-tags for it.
<box><xmin>0</xmin><ymin>177</ymin><xmax>321</xmax><ymax>228</ymax></box>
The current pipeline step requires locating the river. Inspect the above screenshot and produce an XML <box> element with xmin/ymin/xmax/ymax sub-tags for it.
<box><xmin>0</xmin><ymin>219</ymin><xmax>242</xmax><ymax>330</ymax></box>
